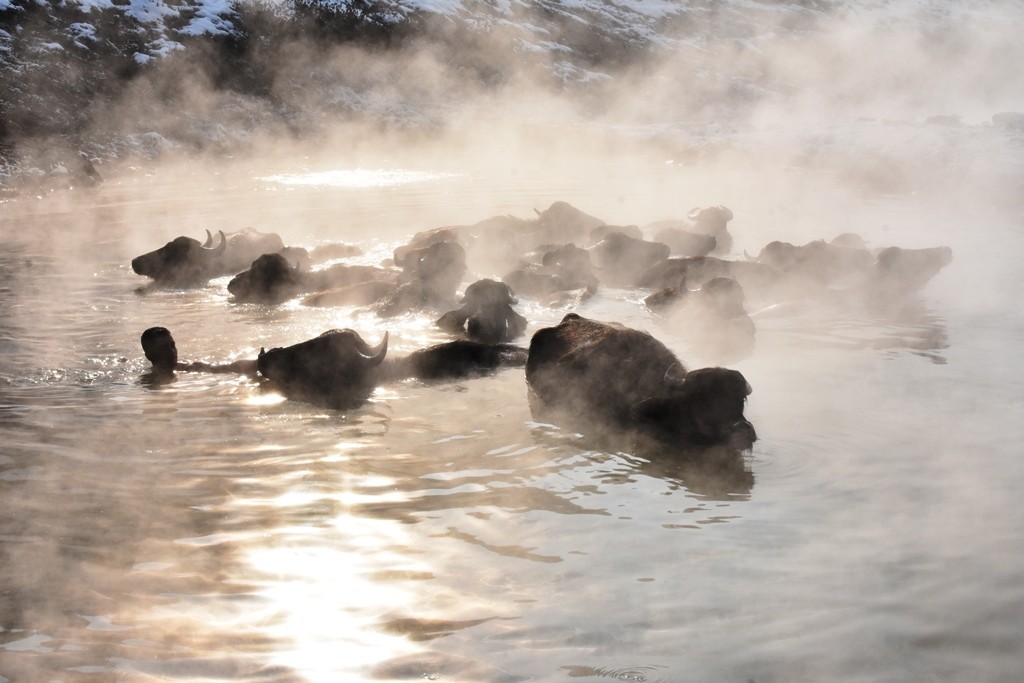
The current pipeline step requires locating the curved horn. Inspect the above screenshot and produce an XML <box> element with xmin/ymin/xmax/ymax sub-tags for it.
<box><xmin>203</xmin><ymin>230</ymin><xmax>227</xmax><ymax>256</ymax></box>
<box><xmin>687</xmin><ymin>207</ymin><xmax>702</xmax><ymax>221</ymax></box>
<box><xmin>355</xmin><ymin>331</ymin><xmax>389</xmax><ymax>366</ymax></box>
<box><xmin>202</xmin><ymin>229</ymin><xmax>214</xmax><ymax>248</ymax></box>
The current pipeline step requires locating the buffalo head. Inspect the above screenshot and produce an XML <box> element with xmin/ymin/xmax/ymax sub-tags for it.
<box><xmin>633</xmin><ymin>367</ymin><xmax>755</xmax><ymax>450</ymax></box>
<box><xmin>228</xmin><ymin>253</ymin><xmax>303</xmax><ymax>304</ymax></box>
<box><xmin>257</xmin><ymin>329</ymin><xmax>388</xmax><ymax>408</ymax></box>
<box><xmin>688</xmin><ymin>205</ymin><xmax>733</xmax><ymax>233</ymax></box>
<box><xmin>462</xmin><ymin>278</ymin><xmax>517</xmax><ymax>308</ymax></box>
<box><xmin>436</xmin><ymin>279</ymin><xmax>527</xmax><ymax>344</ymax></box>
<box><xmin>131</xmin><ymin>231</ymin><xmax>226</xmax><ymax>287</ymax></box>
<box><xmin>688</xmin><ymin>206</ymin><xmax>735</xmax><ymax>254</ymax></box>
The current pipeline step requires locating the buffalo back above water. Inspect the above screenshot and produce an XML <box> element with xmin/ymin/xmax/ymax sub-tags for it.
<box><xmin>526</xmin><ymin>313</ymin><xmax>754</xmax><ymax>450</ymax></box>
<box><xmin>402</xmin><ymin>340</ymin><xmax>528</xmax><ymax>380</ymax></box>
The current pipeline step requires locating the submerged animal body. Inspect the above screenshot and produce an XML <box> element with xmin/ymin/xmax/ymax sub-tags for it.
<box><xmin>526</xmin><ymin>314</ymin><xmax>755</xmax><ymax>450</ymax></box>
<box><xmin>256</xmin><ymin>328</ymin><xmax>527</xmax><ymax>408</ymax></box>
<box><xmin>132</xmin><ymin>228</ymin><xmax>286</xmax><ymax>287</ymax></box>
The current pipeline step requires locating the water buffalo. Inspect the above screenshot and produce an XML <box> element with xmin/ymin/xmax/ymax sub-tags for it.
<box><xmin>393</xmin><ymin>227</ymin><xmax>466</xmax><ymax>267</ymax></box>
<box><xmin>257</xmin><ymin>329</ymin><xmax>390</xmax><ymax>408</ymax></box>
<box><xmin>378</xmin><ymin>241</ymin><xmax>467</xmax><ymax>317</ymax></box>
<box><xmin>646</xmin><ymin>277</ymin><xmax>756</xmax><ymax>364</ymax></box>
<box><xmin>388</xmin><ymin>203</ymin><xmax>606</xmax><ymax>279</ymax></box>
<box><xmin>436</xmin><ymin>279</ymin><xmax>528</xmax><ymax>344</ymax></box>
<box><xmin>526</xmin><ymin>314</ymin><xmax>756</xmax><ymax>451</ymax></box>
<box><xmin>227</xmin><ymin>253</ymin><xmax>398</xmax><ymax>305</ymax></box>
<box><xmin>540</xmin><ymin>244</ymin><xmax>599</xmax><ymax>290</ymax></box>
<box><xmin>742</xmin><ymin>238</ymin><xmax>953</xmax><ymax>310</ymax></box>
<box><xmin>227</xmin><ymin>253</ymin><xmax>304</xmax><ymax>303</ymax></box>
<box><xmin>503</xmin><ymin>243</ymin><xmax>600</xmax><ymax>303</ymax></box>
<box><xmin>589</xmin><ymin>232</ymin><xmax>671</xmax><ymax>287</ymax></box>
<box><xmin>132</xmin><ymin>228</ymin><xmax>286</xmax><ymax>287</ymax></box>
<box><xmin>589</xmin><ymin>224</ymin><xmax>643</xmax><ymax>245</ymax></box>
<box><xmin>256</xmin><ymin>329</ymin><xmax>527</xmax><ymax>408</ymax></box>
<box><xmin>688</xmin><ymin>206</ymin><xmax>735</xmax><ymax>255</ymax></box>
<box><xmin>871</xmin><ymin>245</ymin><xmax>953</xmax><ymax>297</ymax></box>
<box><xmin>640</xmin><ymin>255</ymin><xmax>834</xmax><ymax>310</ymax></box>
<box><xmin>746</xmin><ymin>237</ymin><xmax>875</xmax><ymax>289</ymax></box>
<box><xmin>646</xmin><ymin>221</ymin><xmax>718</xmax><ymax>257</ymax></box>
<box><xmin>532</xmin><ymin>201</ymin><xmax>606</xmax><ymax>245</ymax></box>
<box><xmin>309</xmin><ymin>243</ymin><xmax>363</xmax><ymax>263</ymax></box>
<box><xmin>640</xmin><ymin>256</ymin><xmax>750</xmax><ymax>290</ymax></box>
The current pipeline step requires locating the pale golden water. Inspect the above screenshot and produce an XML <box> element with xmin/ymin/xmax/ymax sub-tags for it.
<box><xmin>1</xmin><ymin>155</ymin><xmax>1022</xmax><ymax>683</ymax></box>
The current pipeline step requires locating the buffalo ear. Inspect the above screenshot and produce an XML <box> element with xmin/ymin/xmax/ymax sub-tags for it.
<box><xmin>663</xmin><ymin>363</ymin><xmax>686</xmax><ymax>386</ymax></box>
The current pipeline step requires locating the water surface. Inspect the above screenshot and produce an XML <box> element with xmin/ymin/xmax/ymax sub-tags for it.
<box><xmin>1</xmin><ymin>155</ymin><xmax>1022</xmax><ymax>682</ymax></box>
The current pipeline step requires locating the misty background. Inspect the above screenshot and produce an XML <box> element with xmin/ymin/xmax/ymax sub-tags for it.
<box><xmin>3</xmin><ymin>0</ymin><xmax>1024</xmax><ymax>204</ymax></box>
<box><xmin>2</xmin><ymin>2</ymin><xmax>1024</xmax><ymax>681</ymax></box>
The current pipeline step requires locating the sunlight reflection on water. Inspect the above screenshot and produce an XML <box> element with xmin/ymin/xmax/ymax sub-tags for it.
<box><xmin>0</xmin><ymin>154</ymin><xmax>1022</xmax><ymax>683</ymax></box>
<box><xmin>245</xmin><ymin>516</ymin><xmax>427</xmax><ymax>679</ymax></box>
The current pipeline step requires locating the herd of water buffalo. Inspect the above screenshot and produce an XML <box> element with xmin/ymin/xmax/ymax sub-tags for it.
<box><xmin>133</xmin><ymin>201</ymin><xmax>953</xmax><ymax>456</ymax></box>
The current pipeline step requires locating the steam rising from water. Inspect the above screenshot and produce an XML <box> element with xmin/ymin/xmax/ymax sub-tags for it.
<box><xmin>2</xmin><ymin>2</ymin><xmax>1024</xmax><ymax>682</ymax></box>
<box><xmin>7</xmin><ymin>0</ymin><xmax>1024</xmax><ymax>212</ymax></box>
